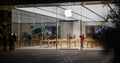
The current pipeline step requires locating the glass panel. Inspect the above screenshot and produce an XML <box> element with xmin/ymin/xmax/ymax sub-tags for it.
<box><xmin>11</xmin><ymin>4</ymin><xmax>104</xmax><ymax>50</ymax></box>
<box><xmin>12</xmin><ymin>8</ymin><xmax>57</xmax><ymax>49</ymax></box>
<box><xmin>58</xmin><ymin>21</ymin><xmax>80</xmax><ymax>49</ymax></box>
<box><xmin>40</xmin><ymin>22</ymin><xmax>56</xmax><ymax>49</ymax></box>
<box><xmin>11</xmin><ymin>6</ymin><xmax>81</xmax><ymax>49</ymax></box>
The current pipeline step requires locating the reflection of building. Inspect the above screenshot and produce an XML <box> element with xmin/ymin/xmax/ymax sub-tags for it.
<box><xmin>29</xmin><ymin>26</ymin><xmax>42</xmax><ymax>38</ymax></box>
<box><xmin>86</xmin><ymin>26</ymin><xmax>92</xmax><ymax>35</ymax></box>
<box><xmin>86</xmin><ymin>25</ymin><xmax>104</xmax><ymax>37</ymax></box>
<box><xmin>43</xmin><ymin>29</ymin><xmax>51</xmax><ymax>35</ymax></box>
<box><xmin>43</xmin><ymin>26</ymin><xmax>52</xmax><ymax>35</ymax></box>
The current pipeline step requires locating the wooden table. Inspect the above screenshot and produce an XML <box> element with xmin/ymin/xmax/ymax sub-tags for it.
<box><xmin>39</xmin><ymin>39</ymin><xmax>67</xmax><ymax>48</ymax></box>
<box><xmin>83</xmin><ymin>38</ymin><xmax>95</xmax><ymax>48</ymax></box>
<box><xmin>68</xmin><ymin>39</ymin><xmax>80</xmax><ymax>48</ymax></box>
<box><xmin>39</xmin><ymin>39</ymin><xmax>80</xmax><ymax>48</ymax></box>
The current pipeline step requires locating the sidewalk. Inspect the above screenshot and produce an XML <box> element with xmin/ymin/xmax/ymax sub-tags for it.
<box><xmin>16</xmin><ymin>45</ymin><xmax>104</xmax><ymax>50</ymax></box>
<box><xmin>0</xmin><ymin>49</ymin><xmax>113</xmax><ymax>63</ymax></box>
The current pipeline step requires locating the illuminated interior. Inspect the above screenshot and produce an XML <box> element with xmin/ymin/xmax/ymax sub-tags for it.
<box><xmin>11</xmin><ymin>2</ymin><xmax>116</xmax><ymax>50</ymax></box>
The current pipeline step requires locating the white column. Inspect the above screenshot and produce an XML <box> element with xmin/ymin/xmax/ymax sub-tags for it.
<box><xmin>18</xmin><ymin>12</ymin><xmax>21</xmax><ymax>47</ymax></box>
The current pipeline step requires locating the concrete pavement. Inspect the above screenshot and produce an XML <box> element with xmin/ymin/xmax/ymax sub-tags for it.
<box><xmin>0</xmin><ymin>49</ymin><xmax>113</xmax><ymax>63</ymax></box>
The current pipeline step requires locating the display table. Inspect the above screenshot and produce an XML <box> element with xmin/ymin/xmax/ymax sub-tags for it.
<box><xmin>39</xmin><ymin>39</ymin><xmax>80</xmax><ymax>48</ymax></box>
<box><xmin>83</xmin><ymin>38</ymin><xmax>95</xmax><ymax>48</ymax></box>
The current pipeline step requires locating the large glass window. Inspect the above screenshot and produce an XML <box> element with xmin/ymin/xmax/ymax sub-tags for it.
<box><xmin>12</xmin><ymin>4</ymin><xmax>114</xmax><ymax>50</ymax></box>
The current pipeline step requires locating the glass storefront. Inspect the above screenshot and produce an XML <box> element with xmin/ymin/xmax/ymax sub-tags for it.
<box><xmin>12</xmin><ymin>4</ymin><xmax>114</xmax><ymax>50</ymax></box>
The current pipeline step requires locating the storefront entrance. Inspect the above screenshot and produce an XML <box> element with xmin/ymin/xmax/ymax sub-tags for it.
<box><xmin>11</xmin><ymin>3</ymin><xmax>106</xmax><ymax>50</ymax></box>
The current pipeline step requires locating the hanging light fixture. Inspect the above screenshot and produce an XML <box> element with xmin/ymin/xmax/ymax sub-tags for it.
<box><xmin>64</xmin><ymin>2</ymin><xmax>72</xmax><ymax>17</ymax></box>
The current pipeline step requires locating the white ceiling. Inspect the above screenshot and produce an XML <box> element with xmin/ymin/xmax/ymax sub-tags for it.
<box><xmin>14</xmin><ymin>4</ymin><xmax>115</xmax><ymax>23</ymax></box>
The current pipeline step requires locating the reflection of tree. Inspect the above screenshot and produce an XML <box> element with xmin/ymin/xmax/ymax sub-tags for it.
<box><xmin>0</xmin><ymin>10</ymin><xmax>11</xmax><ymax>38</ymax></box>
<box><xmin>32</xmin><ymin>28</ymin><xmax>42</xmax><ymax>40</ymax></box>
<box><xmin>95</xmin><ymin>1</ymin><xmax>120</xmax><ymax>63</ymax></box>
<box><xmin>0</xmin><ymin>10</ymin><xmax>11</xmax><ymax>51</ymax></box>
<box><xmin>86</xmin><ymin>26</ymin><xmax>92</xmax><ymax>35</ymax></box>
<box><xmin>86</xmin><ymin>26</ymin><xmax>95</xmax><ymax>37</ymax></box>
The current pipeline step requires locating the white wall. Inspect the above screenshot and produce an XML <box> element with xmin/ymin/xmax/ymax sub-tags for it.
<box><xmin>73</xmin><ymin>22</ymin><xmax>80</xmax><ymax>38</ymax></box>
<box><xmin>60</xmin><ymin>22</ymin><xmax>73</xmax><ymax>39</ymax></box>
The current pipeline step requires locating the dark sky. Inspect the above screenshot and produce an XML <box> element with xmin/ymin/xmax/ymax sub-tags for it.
<box><xmin>0</xmin><ymin>0</ymin><xmax>99</xmax><ymax>6</ymax></box>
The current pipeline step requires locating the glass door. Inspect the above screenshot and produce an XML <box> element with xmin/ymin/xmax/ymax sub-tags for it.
<box><xmin>57</xmin><ymin>21</ymin><xmax>80</xmax><ymax>49</ymax></box>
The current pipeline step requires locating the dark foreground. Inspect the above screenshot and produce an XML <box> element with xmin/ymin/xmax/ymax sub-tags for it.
<box><xmin>0</xmin><ymin>49</ymin><xmax>113</xmax><ymax>63</ymax></box>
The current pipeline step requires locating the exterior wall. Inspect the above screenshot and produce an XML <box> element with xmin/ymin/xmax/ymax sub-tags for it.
<box><xmin>73</xmin><ymin>22</ymin><xmax>80</xmax><ymax>38</ymax></box>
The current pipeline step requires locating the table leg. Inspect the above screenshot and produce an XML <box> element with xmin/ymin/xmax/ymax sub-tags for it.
<box><xmin>52</xmin><ymin>41</ymin><xmax>53</xmax><ymax>48</ymax></box>
<box><xmin>87</xmin><ymin>41</ymin><xmax>88</xmax><ymax>47</ymax></box>
<box><xmin>69</xmin><ymin>40</ymin><xmax>71</xmax><ymax>48</ymax></box>
<box><xmin>60</xmin><ymin>41</ymin><xmax>62</xmax><ymax>47</ymax></box>
<box><xmin>48</xmin><ymin>41</ymin><xmax>50</xmax><ymax>48</ymax></box>
<box><xmin>75</xmin><ymin>41</ymin><xmax>76</xmax><ymax>47</ymax></box>
<box><xmin>40</xmin><ymin>41</ymin><xmax>42</xmax><ymax>48</ymax></box>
